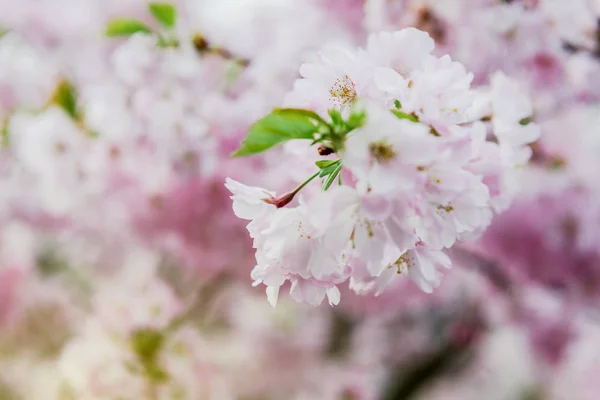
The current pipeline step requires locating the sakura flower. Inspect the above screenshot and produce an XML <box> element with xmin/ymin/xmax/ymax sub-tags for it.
<box><xmin>367</xmin><ymin>29</ymin><xmax>436</xmax><ymax>105</ymax></box>
<box><xmin>93</xmin><ymin>260</ymin><xmax>183</xmax><ymax>334</ymax></box>
<box><xmin>402</xmin><ymin>54</ymin><xmax>476</xmax><ymax>125</ymax></box>
<box><xmin>58</xmin><ymin>320</ymin><xmax>148</xmax><ymax>400</ymax></box>
<box><xmin>110</xmin><ymin>33</ymin><xmax>158</xmax><ymax>87</ymax></box>
<box><xmin>284</xmin><ymin>44</ymin><xmax>375</xmax><ymax>114</ymax></box>
<box><xmin>289</xmin><ymin>279</ymin><xmax>343</xmax><ymax>307</ymax></box>
<box><xmin>398</xmin><ymin>245</ymin><xmax>452</xmax><ymax>293</ymax></box>
<box><xmin>347</xmin><ymin>252</ymin><xmax>399</xmax><ymax>296</ymax></box>
<box><xmin>9</xmin><ymin>107</ymin><xmax>89</xmax><ymax>217</ymax></box>
<box><xmin>252</xmin><ymin>188</ymin><xmax>358</xmax><ymax>307</ymax></box>
<box><xmin>227</xmin><ymin>179</ymin><xmax>359</xmax><ymax>306</ymax></box>
<box><xmin>416</xmin><ymin>167</ymin><xmax>492</xmax><ymax>249</ymax></box>
<box><xmin>366</xmin><ymin>28</ymin><xmax>436</xmax><ymax>77</ymax></box>
<box><xmin>225</xmin><ymin>177</ymin><xmax>275</xmax><ymax>228</ymax></box>
<box><xmin>349</xmin><ymin>244</ymin><xmax>451</xmax><ymax>296</ymax></box>
<box><xmin>489</xmin><ymin>72</ymin><xmax>541</xmax><ymax>156</ymax></box>
<box><xmin>351</xmin><ymin>215</ymin><xmax>409</xmax><ymax>277</ymax></box>
<box><xmin>0</xmin><ymin>33</ymin><xmax>59</xmax><ymax>115</ymax></box>
<box><xmin>343</xmin><ymin>104</ymin><xmax>437</xmax><ymax>200</ymax></box>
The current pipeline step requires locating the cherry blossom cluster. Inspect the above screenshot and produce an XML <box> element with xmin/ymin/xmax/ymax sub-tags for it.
<box><xmin>227</xmin><ymin>28</ymin><xmax>540</xmax><ymax>307</ymax></box>
<box><xmin>2</xmin><ymin>0</ymin><xmax>600</xmax><ymax>398</ymax></box>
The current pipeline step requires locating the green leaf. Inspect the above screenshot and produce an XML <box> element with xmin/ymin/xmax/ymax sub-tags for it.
<box><xmin>1</xmin><ymin>119</ymin><xmax>8</xmax><ymax>147</ymax></box>
<box><xmin>105</xmin><ymin>19</ymin><xmax>152</xmax><ymax>37</ymax></box>
<box><xmin>49</xmin><ymin>80</ymin><xmax>80</xmax><ymax>120</ymax></box>
<box><xmin>328</xmin><ymin>109</ymin><xmax>344</xmax><ymax>127</ymax></box>
<box><xmin>149</xmin><ymin>2</ymin><xmax>177</xmax><ymax>28</ymax></box>
<box><xmin>318</xmin><ymin>160</ymin><xmax>341</xmax><ymax>177</ymax></box>
<box><xmin>315</xmin><ymin>160</ymin><xmax>338</xmax><ymax>169</ymax></box>
<box><xmin>87</xmin><ymin>130</ymin><xmax>100</xmax><ymax>138</ymax></box>
<box><xmin>394</xmin><ymin>99</ymin><xmax>402</xmax><ymax>109</ymax></box>
<box><xmin>391</xmin><ymin>109</ymin><xmax>419</xmax><ymax>122</ymax></box>
<box><xmin>287</xmin><ymin>108</ymin><xmax>328</xmax><ymax>126</ymax></box>
<box><xmin>130</xmin><ymin>328</ymin><xmax>170</xmax><ymax>383</ymax></box>
<box><xmin>156</xmin><ymin>34</ymin><xmax>180</xmax><ymax>48</ymax></box>
<box><xmin>346</xmin><ymin>109</ymin><xmax>367</xmax><ymax>130</ymax></box>
<box><xmin>143</xmin><ymin>362</ymin><xmax>169</xmax><ymax>383</ymax></box>
<box><xmin>232</xmin><ymin>109</ymin><xmax>323</xmax><ymax>157</ymax></box>
<box><xmin>36</xmin><ymin>247</ymin><xmax>69</xmax><ymax>277</ymax></box>
<box><xmin>131</xmin><ymin>328</ymin><xmax>165</xmax><ymax>361</ymax></box>
<box><xmin>519</xmin><ymin>116</ymin><xmax>533</xmax><ymax>126</ymax></box>
<box><xmin>322</xmin><ymin>164</ymin><xmax>343</xmax><ymax>191</ymax></box>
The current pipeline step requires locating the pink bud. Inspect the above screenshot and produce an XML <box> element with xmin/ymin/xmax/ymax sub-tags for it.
<box><xmin>263</xmin><ymin>191</ymin><xmax>297</xmax><ymax>208</ymax></box>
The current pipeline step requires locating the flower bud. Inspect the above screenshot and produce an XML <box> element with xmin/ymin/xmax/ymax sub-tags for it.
<box><xmin>263</xmin><ymin>191</ymin><xmax>296</xmax><ymax>208</ymax></box>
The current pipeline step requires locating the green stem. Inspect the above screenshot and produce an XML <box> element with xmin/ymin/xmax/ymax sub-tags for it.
<box><xmin>292</xmin><ymin>171</ymin><xmax>321</xmax><ymax>195</ymax></box>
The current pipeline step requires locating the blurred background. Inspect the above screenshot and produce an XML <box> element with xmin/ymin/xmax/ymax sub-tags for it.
<box><xmin>1</xmin><ymin>0</ymin><xmax>600</xmax><ymax>399</ymax></box>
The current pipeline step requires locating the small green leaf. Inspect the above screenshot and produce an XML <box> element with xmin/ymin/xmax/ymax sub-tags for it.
<box><xmin>519</xmin><ymin>116</ymin><xmax>533</xmax><ymax>126</ymax></box>
<box><xmin>130</xmin><ymin>328</ymin><xmax>169</xmax><ymax>383</ymax></box>
<box><xmin>1</xmin><ymin>119</ymin><xmax>8</xmax><ymax>147</ymax></box>
<box><xmin>318</xmin><ymin>167</ymin><xmax>332</xmax><ymax>178</ymax></box>
<box><xmin>49</xmin><ymin>80</ymin><xmax>80</xmax><ymax>120</ymax></box>
<box><xmin>149</xmin><ymin>2</ymin><xmax>177</xmax><ymax>28</ymax></box>
<box><xmin>156</xmin><ymin>34</ymin><xmax>180</xmax><ymax>48</ymax></box>
<box><xmin>394</xmin><ymin>99</ymin><xmax>402</xmax><ymax>109</ymax></box>
<box><xmin>287</xmin><ymin>108</ymin><xmax>328</xmax><ymax>126</ymax></box>
<box><xmin>232</xmin><ymin>109</ymin><xmax>323</xmax><ymax>157</ymax></box>
<box><xmin>318</xmin><ymin>160</ymin><xmax>341</xmax><ymax>177</ymax></box>
<box><xmin>328</xmin><ymin>109</ymin><xmax>344</xmax><ymax>127</ymax></box>
<box><xmin>315</xmin><ymin>160</ymin><xmax>338</xmax><ymax>169</ymax></box>
<box><xmin>391</xmin><ymin>109</ymin><xmax>419</xmax><ymax>123</ymax></box>
<box><xmin>131</xmin><ymin>328</ymin><xmax>164</xmax><ymax>361</ymax></box>
<box><xmin>105</xmin><ymin>19</ymin><xmax>152</xmax><ymax>37</ymax></box>
<box><xmin>36</xmin><ymin>248</ymin><xmax>69</xmax><ymax>277</ymax></box>
<box><xmin>143</xmin><ymin>362</ymin><xmax>170</xmax><ymax>383</ymax></box>
<box><xmin>346</xmin><ymin>109</ymin><xmax>367</xmax><ymax>130</ymax></box>
<box><xmin>322</xmin><ymin>164</ymin><xmax>343</xmax><ymax>191</ymax></box>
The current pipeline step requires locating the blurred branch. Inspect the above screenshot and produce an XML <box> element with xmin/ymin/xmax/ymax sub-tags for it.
<box><xmin>562</xmin><ymin>19</ymin><xmax>600</xmax><ymax>58</ymax></box>
<box><xmin>165</xmin><ymin>272</ymin><xmax>232</xmax><ymax>334</ymax></box>
<box><xmin>327</xmin><ymin>311</ymin><xmax>355</xmax><ymax>358</ymax></box>
<box><xmin>380</xmin><ymin>341</ymin><xmax>474</xmax><ymax>400</ymax></box>
<box><xmin>379</xmin><ymin>299</ymin><xmax>486</xmax><ymax>400</ymax></box>
<box><xmin>192</xmin><ymin>34</ymin><xmax>250</xmax><ymax>67</ymax></box>
<box><xmin>448</xmin><ymin>246</ymin><xmax>515</xmax><ymax>295</ymax></box>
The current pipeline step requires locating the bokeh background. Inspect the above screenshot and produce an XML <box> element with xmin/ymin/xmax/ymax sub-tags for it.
<box><xmin>1</xmin><ymin>0</ymin><xmax>600</xmax><ymax>399</ymax></box>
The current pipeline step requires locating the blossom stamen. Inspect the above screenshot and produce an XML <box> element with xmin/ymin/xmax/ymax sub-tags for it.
<box><xmin>329</xmin><ymin>75</ymin><xmax>357</xmax><ymax>106</ymax></box>
<box><xmin>369</xmin><ymin>140</ymin><xmax>396</xmax><ymax>163</ymax></box>
<box><xmin>436</xmin><ymin>204</ymin><xmax>454</xmax><ymax>215</ymax></box>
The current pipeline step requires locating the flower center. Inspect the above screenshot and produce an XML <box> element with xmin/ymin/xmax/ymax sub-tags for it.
<box><xmin>436</xmin><ymin>204</ymin><xmax>454</xmax><ymax>216</ymax></box>
<box><xmin>392</xmin><ymin>253</ymin><xmax>416</xmax><ymax>274</ymax></box>
<box><xmin>329</xmin><ymin>75</ymin><xmax>357</xmax><ymax>106</ymax></box>
<box><xmin>369</xmin><ymin>140</ymin><xmax>396</xmax><ymax>163</ymax></box>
